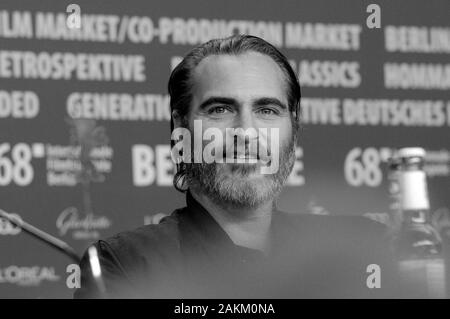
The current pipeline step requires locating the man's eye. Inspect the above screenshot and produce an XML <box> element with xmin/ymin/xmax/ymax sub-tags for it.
<box><xmin>258</xmin><ymin>108</ymin><xmax>277</xmax><ymax>115</ymax></box>
<box><xmin>209</xmin><ymin>106</ymin><xmax>229</xmax><ymax>114</ymax></box>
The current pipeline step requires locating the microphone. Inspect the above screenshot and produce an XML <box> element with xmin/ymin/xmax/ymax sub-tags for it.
<box><xmin>0</xmin><ymin>208</ymin><xmax>81</xmax><ymax>263</ymax></box>
<box><xmin>87</xmin><ymin>245</ymin><xmax>107</xmax><ymax>296</ymax></box>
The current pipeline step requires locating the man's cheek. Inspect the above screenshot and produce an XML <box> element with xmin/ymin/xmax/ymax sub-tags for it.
<box><xmin>260</xmin><ymin>128</ymin><xmax>280</xmax><ymax>175</ymax></box>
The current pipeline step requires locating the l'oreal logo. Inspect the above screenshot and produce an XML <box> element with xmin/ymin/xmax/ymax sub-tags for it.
<box><xmin>0</xmin><ymin>266</ymin><xmax>59</xmax><ymax>286</ymax></box>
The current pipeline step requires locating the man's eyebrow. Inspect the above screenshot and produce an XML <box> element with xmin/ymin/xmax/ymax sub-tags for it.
<box><xmin>253</xmin><ymin>97</ymin><xmax>287</xmax><ymax>110</ymax></box>
<box><xmin>197</xmin><ymin>96</ymin><xmax>288</xmax><ymax>110</ymax></box>
<box><xmin>198</xmin><ymin>97</ymin><xmax>238</xmax><ymax>110</ymax></box>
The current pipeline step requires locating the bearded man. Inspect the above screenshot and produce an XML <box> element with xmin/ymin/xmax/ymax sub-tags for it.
<box><xmin>75</xmin><ymin>35</ymin><xmax>399</xmax><ymax>299</ymax></box>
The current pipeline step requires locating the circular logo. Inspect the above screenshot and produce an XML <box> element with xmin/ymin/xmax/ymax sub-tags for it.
<box><xmin>0</xmin><ymin>213</ymin><xmax>22</xmax><ymax>235</ymax></box>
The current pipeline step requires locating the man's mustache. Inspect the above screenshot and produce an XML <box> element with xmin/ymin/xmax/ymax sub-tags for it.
<box><xmin>221</xmin><ymin>142</ymin><xmax>271</xmax><ymax>163</ymax></box>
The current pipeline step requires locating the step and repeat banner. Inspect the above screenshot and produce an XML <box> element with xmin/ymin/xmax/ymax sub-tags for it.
<box><xmin>0</xmin><ymin>0</ymin><xmax>449</xmax><ymax>298</ymax></box>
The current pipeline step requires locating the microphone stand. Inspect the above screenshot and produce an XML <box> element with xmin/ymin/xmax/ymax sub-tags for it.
<box><xmin>1</xmin><ymin>208</ymin><xmax>109</xmax><ymax>298</ymax></box>
<box><xmin>0</xmin><ymin>209</ymin><xmax>81</xmax><ymax>264</ymax></box>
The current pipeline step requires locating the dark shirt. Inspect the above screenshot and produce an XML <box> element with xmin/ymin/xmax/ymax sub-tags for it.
<box><xmin>74</xmin><ymin>191</ymin><xmax>400</xmax><ymax>298</ymax></box>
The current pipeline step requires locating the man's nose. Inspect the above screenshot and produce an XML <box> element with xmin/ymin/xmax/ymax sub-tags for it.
<box><xmin>235</xmin><ymin>108</ymin><xmax>256</xmax><ymax>130</ymax></box>
<box><xmin>232</xmin><ymin>108</ymin><xmax>259</xmax><ymax>145</ymax></box>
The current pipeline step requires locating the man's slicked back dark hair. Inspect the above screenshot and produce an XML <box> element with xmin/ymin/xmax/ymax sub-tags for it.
<box><xmin>168</xmin><ymin>34</ymin><xmax>301</xmax><ymax>192</ymax></box>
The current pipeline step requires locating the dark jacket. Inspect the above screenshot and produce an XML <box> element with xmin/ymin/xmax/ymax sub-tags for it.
<box><xmin>74</xmin><ymin>192</ymin><xmax>400</xmax><ymax>298</ymax></box>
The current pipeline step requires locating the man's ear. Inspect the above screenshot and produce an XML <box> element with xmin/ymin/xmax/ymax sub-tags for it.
<box><xmin>172</xmin><ymin>110</ymin><xmax>182</xmax><ymax>128</ymax></box>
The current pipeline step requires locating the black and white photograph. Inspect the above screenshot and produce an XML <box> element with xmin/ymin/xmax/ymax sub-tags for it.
<box><xmin>0</xmin><ymin>0</ymin><xmax>449</xmax><ymax>308</ymax></box>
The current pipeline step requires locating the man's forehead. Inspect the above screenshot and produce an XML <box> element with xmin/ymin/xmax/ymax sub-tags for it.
<box><xmin>191</xmin><ymin>51</ymin><xmax>288</xmax><ymax>102</ymax></box>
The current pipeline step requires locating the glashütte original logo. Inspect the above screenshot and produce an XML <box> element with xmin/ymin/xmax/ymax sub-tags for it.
<box><xmin>0</xmin><ymin>266</ymin><xmax>59</xmax><ymax>286</ymax></box>
<box><xmin>56</xmin><ymin>207</ymin><xmax>112</xmax><ymax>240</ymax></box>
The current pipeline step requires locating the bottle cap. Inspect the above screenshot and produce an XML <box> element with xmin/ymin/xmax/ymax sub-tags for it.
<box><xmin>398</xmin><ymin>147</ymin><xmax>426</xmax><ymax>159</ymax></box>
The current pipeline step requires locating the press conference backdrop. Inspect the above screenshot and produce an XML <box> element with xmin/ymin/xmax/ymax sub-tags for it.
<box><xmin>0</xmin><ymin>0</ymin><xmax>449</xmax><ymax>298</ymax></box>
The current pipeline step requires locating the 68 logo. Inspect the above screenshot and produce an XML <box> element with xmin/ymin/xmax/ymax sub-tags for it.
<box><xmin>344</xmin><ymin>147</ymin><xmax>391</xmax><ymax>187</ymax></box>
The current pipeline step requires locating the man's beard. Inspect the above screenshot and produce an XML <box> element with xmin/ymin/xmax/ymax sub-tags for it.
<box><xmin>185</xmin><ymin>135</ymin><xmax>296</xmax><ymax>209</ymax></box>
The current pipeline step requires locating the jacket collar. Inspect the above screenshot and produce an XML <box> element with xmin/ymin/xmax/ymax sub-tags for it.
<box><xmin>179</xmin><ymin>190</ymin><xmax>294</xmax><ymax>259</ymax></box>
